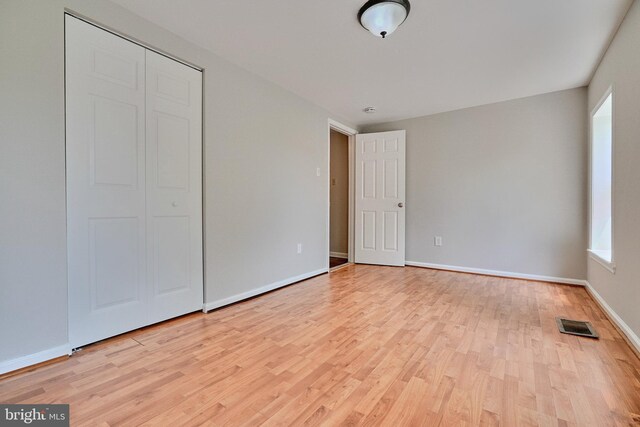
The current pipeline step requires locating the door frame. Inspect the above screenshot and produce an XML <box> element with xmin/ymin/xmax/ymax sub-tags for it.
<box><xmin>327</xmin><ymin>119</ymin><xmax>357</xmax><ymax>269</ymax></box>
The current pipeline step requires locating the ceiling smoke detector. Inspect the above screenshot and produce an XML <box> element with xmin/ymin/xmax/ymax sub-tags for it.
<box><xmin>363</xmin><ymin>107</ymin><xmax>376</xmax><ymax>114</ymax></box>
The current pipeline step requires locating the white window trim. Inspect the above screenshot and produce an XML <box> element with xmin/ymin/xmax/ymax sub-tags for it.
<box><xmin>588</xmin><ymin>85</ymin><xmax>615</xmax><ymax>274</ymax></box>
<box><xmin>588</xmin><ymin>249</ymin><xmax>616</xmax><ymax>273</ymax></box>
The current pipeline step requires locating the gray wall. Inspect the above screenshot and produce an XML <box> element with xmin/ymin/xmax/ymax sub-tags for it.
<box><xmin>364</xmin><ymin>88</ymin><xmax>588</xmax><ymax>280</ymax></box>
<box><xmin>0</xmin><ymin>0</ymin><xmax>353</xmax><ymax>364</ymax></box>
<box><xmin>587</xmin><ymin>0</ymin><xmax>640</xmax><ymax>338</ymax></box>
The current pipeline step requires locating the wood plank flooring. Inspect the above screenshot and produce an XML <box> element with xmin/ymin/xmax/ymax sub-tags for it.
<box><xmin>1</xmin><ymin>265</ymin><xmax>640</xmax><ymax>426</ymax></box>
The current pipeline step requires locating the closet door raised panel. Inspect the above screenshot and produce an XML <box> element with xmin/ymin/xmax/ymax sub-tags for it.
<box><xmin>145</xmin><ymin>50</ymin><xmax>204</xmax><ymax>323</ymax></box>
<box><xmin>66</xmin><ymin>15</ymin><xmax>148</xmax><ymax>348</ymax></box>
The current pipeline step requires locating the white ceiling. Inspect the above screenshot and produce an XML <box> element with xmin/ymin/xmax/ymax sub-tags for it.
<box><xmin>112</xmin><ymin>0</ymin><xmax>632</xmax><ymax>126</ymax></box>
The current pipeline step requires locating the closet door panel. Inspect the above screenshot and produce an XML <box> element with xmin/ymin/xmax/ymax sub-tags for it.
<box><xmin>66</xmin><ymin>15</ymin><xmax>147</xmax><ymax>348</ymax></box>
<box><xmin>145</xmin><ymin>50</ymin><xmax>203</xmax><ymax>323</ymax></box>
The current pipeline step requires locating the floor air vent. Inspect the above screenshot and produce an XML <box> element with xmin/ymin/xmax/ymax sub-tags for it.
<box><xmin>556</xmin><ymin>318</ymin><xmax>599</xmax><ymax>338</ymax></box>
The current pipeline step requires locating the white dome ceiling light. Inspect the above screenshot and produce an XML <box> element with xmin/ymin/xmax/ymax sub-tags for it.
<box><xmin>358</xmin><ymin>0</ymin><xmax>411</xmax><ymax>39</ymax></box>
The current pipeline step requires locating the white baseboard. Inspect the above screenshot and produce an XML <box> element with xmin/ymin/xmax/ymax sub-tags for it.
<box><xmin>329</xmin><ymin>252</ymin><xmax>348</xmax><ymax>259</ymax></box>
<box><xmin>203</xmin><ymin>268</ymin><xmax>328</xmax><ymax>312</ymax></box>
<box><xmin>0</xmin><ymin>344</ymin><xmax>71</xmax><ymax>376</ymax></box>
<box><xmin>584</xmin><ymin>281</ymin><xmax>640</xmax><ymax>356</ymax></box>
<box><xmin>405</xmin><ymin>261</ymin><xmax>587</xmax><ymax>286</ymax></box>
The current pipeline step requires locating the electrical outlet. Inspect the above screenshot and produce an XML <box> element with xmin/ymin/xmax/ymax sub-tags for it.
<box><xmin>434</xmin><ymin>236</ymin><xmax>443</xmax><ymax>247</ymax></box>
<box><xmin>297</xmin><ymin>243</ymin><xmax>303</xmax><ymax>254</ymax></box>
<box><xmin>316</xmin><ymin>167</ymin><xmax>321</xmax><ymax>177</ymax></box>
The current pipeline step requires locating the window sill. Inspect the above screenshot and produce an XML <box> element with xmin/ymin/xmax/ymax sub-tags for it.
<box><xmin>588</xmin><ymin>250</ymin><xmax>616</xmax><ymax>274</ymax></box>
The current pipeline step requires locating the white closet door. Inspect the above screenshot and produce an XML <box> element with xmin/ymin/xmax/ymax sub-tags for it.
<box><xmin>145</xmin><ymin>50</ymin><xmax>203</xmax><ymax>323</ymax></box>
<box><xmin>66</xmin><ymin>16</ymin><xmax>148</xmax><ymax>348</ymax></box>
<box><xmin>67</xmin><ymin>16</ymin><xmax>204</xmax><ymax>348</ymax></box>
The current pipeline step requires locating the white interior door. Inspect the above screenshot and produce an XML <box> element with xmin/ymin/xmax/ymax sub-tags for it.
<box><xmin>355</xmin><ymin>130</ymin><xmax>406</xmax><ymax>266</ymax></box>
<box><xmin>66</xmin><ymin>16</ymin><xmax>148</xmax><ymax>347</ymax></box>
<box><xmin>145</xmin><ymin>50</ymin><xmax>203</xmax><ymax>323</ymax></box>
<box><xmin>66</xmin><ymin>16</ymin><xmax>203</xmax><ymax>348</ymax></box>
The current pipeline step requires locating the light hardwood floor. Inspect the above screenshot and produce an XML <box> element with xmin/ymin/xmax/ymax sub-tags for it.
<box><xmin>1</xmin><ymin>265</ymin><xmax>640</xmax><ymax>426</ymax></box>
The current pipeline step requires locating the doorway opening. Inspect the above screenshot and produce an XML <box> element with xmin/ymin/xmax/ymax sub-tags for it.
<box><xmin>328</xmin><ymin>120</ymin><xmax>356</xmax><ymax>271</ymax></box>
<box><xmin>330</xmin><ymin>129</ymin><xmax>349</xmax><ymax>269</ymax></box>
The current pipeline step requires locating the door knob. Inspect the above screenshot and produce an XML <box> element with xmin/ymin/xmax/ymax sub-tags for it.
<box><xmin>398</xmin><ymin>202</ymin><xmax>404</xmax><ymax>208</ymax></box>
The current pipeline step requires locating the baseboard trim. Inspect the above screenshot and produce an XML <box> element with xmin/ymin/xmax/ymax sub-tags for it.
<box><xmin>405</xmin><ymin>261</ymin><xmax>587</xmax><ymax>286</ymax></box>
<box><xmin>329</xmin><ymin>252</ymin><xmax>348</xmax><ymax>259</ymax></box>
<box><xmin>0</xmin><ymin>344</ymin><xmax>71</xmax><ymax>376</ymax></box>
<box><xmin>584</xmin><ymin>281</ymin><xmax>640</xmax><ymax>358</ymax></box>
<box><xmin>203</xmin><ymin>268</ymin><xmax>328</xmax><ymax>312</ymax></box>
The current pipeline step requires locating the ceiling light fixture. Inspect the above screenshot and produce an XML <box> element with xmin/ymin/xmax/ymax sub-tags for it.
<box><xmin>358</xmin><ymin>0</ymin><xmax>411</xmax><ymax>39</ymax></box>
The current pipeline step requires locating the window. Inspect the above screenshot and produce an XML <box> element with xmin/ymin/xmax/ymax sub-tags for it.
<box><xmin>589</xmin><ymin>90</ymin><xmax>614</xmax><ymax>271</ymax></box>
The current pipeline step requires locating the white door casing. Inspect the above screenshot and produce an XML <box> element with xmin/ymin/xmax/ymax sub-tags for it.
<box><xmin>66</xmin><ymin>15</ymin><xmax>203</xmax><ymax>348</ymax></box>
<box><xmin>354</xmin><ymin>131</ymin><xmax>406</xmax><ymax>266</ymax></box>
